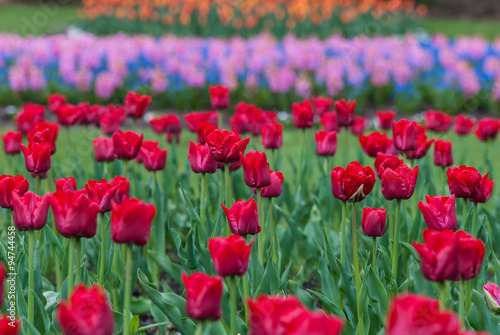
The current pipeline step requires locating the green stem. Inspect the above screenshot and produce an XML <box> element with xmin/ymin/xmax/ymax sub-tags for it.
<box><xmin>225</xmin><ymin>163</ymin><xmax>231</xmax><ymax>210</ymax></box>
<box><xmin>243</xmin><ymin>264</ymin><xmax>250</xmax><ymax>324</ymax></box>
<box><xmin>123</xmin><ymin>244</ymin><xmax>133</xmax><ymax>335</ymax></box>
<box><xmin>340</xmin><ymin>201</ymin><xmax>347</xmax><ymax>264</ymax></box>
<box><xmin>194</xmin><ymin>322</ymin><xmax>203</xmax><ymax>335</ymax></box>
<box><xmin>200</xmin><ymin>173</ymin><xmax>207</xmax><ymax>227</ymax></box>
<box><xmin>344</xmin><ymin>127</ymin><xmax>349</xmax><ymax>164</ymax></box>
<box><xmin>392</xmin><ymin>199</ymin><xmax>401</xmax><ymax>288</ymax></box>
<box><xmin>35</xmin><ymin>173</ymin><xmax>40</xmax><ymax>195</ymax></box>
<box><xmin>28</xmin><ymin>230</ymin><xmax>35</xmax><ymax>335</ymax></box>
<box><xmin>271</xmin><ymin>149</ymin><xmax>276</xmax><ymax>171</ymax></box>
<box><xmin>459</xmin><ymin>279</ymin><xmax>465</xmax><ymax>322</ymax></box>
<box><xmin>351</xmin><ymin>202</ymin><xmax>364</xmax><ymax>335</ymax></box>
<box><xmin>75</xmin><ymin>238</ymin><xmax>81</xmax><ymax>284</ymax></box>
<box><xmin>463</xmin><ymin>198</ymin><xmax>467</xmax><ymax>231</ymax></box>
<box><xmin>229</xmin><ymin>276</ymin><xmax>237</xmax><ymax>335</ymax></box>
<box><xmin>68</xmin><ymin>237</ymin><xmax>75</xmax><ymax>294</ymax></box>
<box><xmin>219</xmin><ymin>169</ymin><xmax>224</xmax><ymax>234</ymax></box>
<box><xmin>99</xmin><ymin>213</ymin><xmax>106</xmax><ymax>286</ymax></box>
<box><xmin>257</xmin><ymin>190</ymin><xmax>263</xmax><ymax>263</ymax></box>
<box><xmin>442</xmin><ymin>166</ymin><xmax>447</xmax><ymax>195</ymax></box>
<box><xmin>439</xmin><ymin>282</ymin><xmax>446</xmax><ymax>309</ymax></box>
<box><xmin>389</xmin><ymin>201</ymin><xmax>394</xmax><ymax>256</ymax></box>
<box><xmin>465</xmin><ymin>280</ymin><xmax>471</xmax><ymax>314</ymax></box>
<box><xmin>472</xmin><ymin>202</ymin><xmax>478</xmax><ymax>236</ymax></box>
<box><xmin>269</xmin><ymin>198</ymin><xmax>278</xmax><ymax>265</ymax></box>
<box><xmin>372</xmin><ymin>237</ymin><xmax>377</xmax><ymax>272</ymax></box>
<box><xmin>124</xmin><ymin>160</ymin><xmax>128</xmax><ymax>179</ymax></box>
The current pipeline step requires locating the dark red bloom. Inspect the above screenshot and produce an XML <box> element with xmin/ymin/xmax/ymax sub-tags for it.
<box><xmin>359</xmin><ymin>132</ymin><xmax>391</xmax><ymax>158</ymax></box>
<box><xmin>93</xmin><ymin>136</ymin><xmax>116</xmax><ymax>162</ymax></box>
<box><xmin>0</xmin><ymin>315</ymin><xmax>21</xmax><ymax>335</ymax></box>
<box><xmin>380</xmin><ymin>164</ymin><xmax>419</xmax><ymax>201</ymax></box>
<box><xmin>137</xmin><ymin>140</ymin><xmax>167</xmax><ymax>172</ymax></box>
<box><xmin>0</xmin><ymin>175</ymin><xmax>29</xmax><ymax>209</ymax></box>
<box><xmin>47</xmin><ymin>93</ymin><xmax>66</xmax><ymax>113</ymax></box>
<box><xmin>475</xmin><ymin>118</ymin><xmax>500</xmax><ymax>141</ymax></box>
<box><xmin>312</xmin><ymin>97</ymin><xmax>332</xmax><ymax>116</ymax></box>
<box><xmin>21</xmin><ymin>142</ymin><xmax>52</xmax><ymax>174</ymax></box>
<box><xmin>261</xmin><ymin>122</ymin><xmax>283</xmax><ymax>149</ymax></box>
<box><xmin>376</xmin><ymin>110</ymin><xmax>396</xmax><ymax>130</ymax></box>
<box><xmin>208</xmin><ymin>235</ymin><xmax>253</xmax><ymax>277</ymax></box>
<box><xmin>425</xmin><ymin>110</ymin><xmax>452</xmax><ymax>133</ymax></box>
<box><xmin>447</xmin><ymin>165</ymin><xmax>482</xmax><ymax>199</ymax></box>
<box><xmin>292</xmin><ymin>101</ymin><xmax>314</xmax><ymax>129</ymax></box>
<box><xmin>165</xmin><ymin>114</ymin><xmax>183</xmax><ymax>143</ymax></box>
<box><xmin>15</xmin><ymin>103</ymin><xmax>45</xmax><ymax>134</ymax></box>
<box><xmin>433</xmin><ymin>139</ymin><xmax>453</xmax><ymax>167</ymax></box>
<box><xmin>85</xmin><ymin>179</ymin><xmax>122</xmax><ymax>213</ymax></box>
<box><xmin>454</xmin><ymin>115</ymin><xmax>475</xmax><ymax>136</ymax></box>
<box><xmin>209</xmin><ymin>85</ymin><xmax>230</xmax><ymax>109</ymax></box>
<box><xmin>1</xmin><ymin>131</ymin><xmax>22</xmax><ymax>155</ymax></box>
<box><xmin>182</xmin><ymin>272</ymin><xmax>223</xmax><ymax>322</ymax></box>
<box><xmin>374</xmin><ymin>153</ymin><xmax>403</xmax><ymax>179</ymax></box>
<box><xmin>260</xmin><ymin>170</ymin><xmax>284</xmax><ymax>198</ymax></box>
<box><xmin>406</xmin><ymin>133</ymin><xmax>434</xmax><ymax>160</ymax></box>
<box><xmin>315</xmin><ymin>130</ymin><xmax>337</xmax><ymax>156</ymax></box>
<box><xmin>56</xmin><ymin>284</ymin><xmax>114</xmax><ymax>335</ymax></box>
<box><xmin>320</xmin><ymin>112</ymin><xmax>340</xmax><ymax>133</ymax></box>
<box><xmin>27</xmin><ymin>121</ymin><xmax>59</xmax><ymax>154</ymax></box>
<box><xmin>240</xmin><ymin>151</ymin><xmax>271</xmax><ymax>188</ymax></box>
<box><xmin>361</xmin><ymin>207</ymin><xmax>386</xmax><ymax>237</ymax></box>
<box><xmin>12</xmin><ymin>191</ymin><xmax>50</xmax><ymax>231</ymax></box>
<box><xmin>386</xmin><ymin>293</ymin><xmax>460</xmax><ymax>335</ymax></box>
<box><xmin>418</xmin><ymin>195</ymin><xmax>458</xmax><ymax>231</ymax></box>
<box><xmin>111</xmin><ymin>197</ymin><xmax>156</xmax><ymax>246</ymax></box>
<box><xmin>124</xmin><ymin>91</ymin><xmax>151</xmax><ymax>119</ymax></box>
<box><xmin>413</xmin><ymin>229</ymin><xmax>460</xmax><ymax>282</ymax></box>
<box><xmin>350</xmin><ymin>116</ymin><xmax>366</xmax><ymax>135</ymax></box>
<box><xmin>109</xmin><ymin>176</ymin><xmax>130</xmax><ymax>203</ymax></box>
<box><xmin>188</xmin><ymin>141</ymin><xmax>217</xmax><ymax>174</ymax></box>
<box><xmin>50</xmin><ymin>190</ymin><xmax>100</xmax><ymax>239</ymax></box>
<box><xmin>112</xmin><ymin>130</ymin><xmax>143</xmax><ymax>160</ymax></box>
<box><xmin>334</xmin><ymin>99</ymin><xmax>356</xmax><ymax>127</ymax></box>
<box><xmin>230</xmin><ymin>108</ymin><xmax>252</xmax><ymax>134</ymax></box>
<box><xmin>55</xmin><ymin>177</ymin><xmax>76</xmax><ymax>192</ymax></box>
<box><xmin>55</xmin><ymin>104</ymin><xmax>82</xmax><ymax>126</ymax></box>
<box><xmin>331</xmin><ymin>161</ymin><xmax>376</xmax><ymax>202</ymax></box>
<box><xmin>184</xmin><ymin>111</ymin><xmax>219</xmax><ymax>132</ymax></box>
<box><xmin>99</xmin><ymin>111</ymin><xmax>123</xmax><ymax>135</ymax></box>
<box><xmin>470</xmin><ymin>172</ymin><xmax>494</xmax><ymax>203</ymax></box>
<box><xmin>456</xmin><ymin>230</ymin><xmax>485</xmax><ymax>280</ymax></box>
<box><xmin>393</xmin><ymin>119</ymin><xmax>417</xmax><ymax>151</ymax></box>
<box><xmin>221</xmin><ymin>199</ymin><xmax>261</xmax><ymax>236</ymax></box>
<box><xmin>205</xmin><ymin>129</ymin><xmax>249</xmax><ymax>163</ymax></box>
<box><xmin>77</xmin><ymin>103</ymin><xmax>97</xmax><ymax>125</ymax></box>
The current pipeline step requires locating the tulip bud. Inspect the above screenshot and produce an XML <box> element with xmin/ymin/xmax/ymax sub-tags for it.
<box><xmin>111</xmin><ymin>197</ymin><xmax>156</xmax><ymax>246</ymax></box>
<box><xmin>359</xmin><ymin>132</ymin><xmax>391</xmax><ymax>158</ymax></box>
<box><xmin>188</xmin><ymin>141</ymin><xmax>217</xmax><ymax>174</ymax></box>
<box><xmin>55</xmin><ymin>177</ymin><xmax>76</xmax><ymax>192</ymax></box>
<box><xmin>320</xmin><ymin>112</ymin><xmax>339</xmax><ymax>132</ymax></box>
<box><xmin>85</xmin><ymin>179</ymin><xmax>120</xmax><ymax>213</ymax></box>
<box><xmin>418</xmin><ymin>195</ymin><xmax>458</xmax><ymax>231</ymax></box>
<box><xmin>361</xmin><ymin>207</ymin><xmax>386</xmax><ymax>237</ymax></box>
<box><xmin>331</xmin><ymin>161</ymin><xmax>376</xmax><ymax>203</ymax></box>
<box><xmin>380</xmin><ymin>164</ymin><xmax>419</xmax><ymax>201</ymax></box>
<box><xmin>112</xmin><ymin>130</ymin><xmax>143</xmax><ymax>160</ymax></box>
<box><xmin>484</xmin><ymin>283</ymin><xmax>500</xmax><ymax>315</ymax></box>
<box><xmin>209</xmin><ymin>85</ymin><xmax>230</xmax><ymax>109</ymax></box>
<box><xmin>292</xmin><ymin>101</ymin><xmax>315</xmax><ymax>129</ymax></box>
<box><xmin>1</xmin><ymin>131</ymin><xmax>22</xmax><ymax>155</ymax></box>
<box><xmin>334</xmin><ymin>99</ymin><xmax>356</xmax><ymax>127</ymax></box>
<box><xmin>28</xmin><ymin>121</ymin><xmax>59</xmax><ymax>154</ymax></box>
<box><xmin>12</xmin><ymin>192</ymin><xmax>50</xmax><ymax>231</ymax></box>
<box><xmin>376</xmin><ymin>110</ymin><xmax>395</xmax><ymax>130</ymax></box>
<box><xmin>208</xmin><ymin>235</ymin><xmax>253</xmax><ymax>277</ymax></box>
<box><xmin>454</xmin><ymin>114</ymin><xmax>475</xmax><ymax>136</ymax></box>
<box><xmin>206</xmin><ymin>129</ymin><xmax>249</xmax><ymax>163</ymax></box>
<box><xmin>137</xmin><ymin>140</ymin><xmax>167</xmax><ymax>172</ymax></box>
<box><xmin>350</xmin><ymin>116</ymin><xmax>366</xmax><ymax>135</ymax></box>
<box><xmin>15</xmin><ymin>103</ymin><xmax>45</xmax><ymax>134</ymax></box>
<box><xmin>261</xmin><ymin>122</ymin><xmax>283</xmax><ymax>149</ymax></box>
<box><xmin>406</xmin><ymin>133</ymin><xmax>434</xmax><ymax>160</ymax></box>
<box><xmin>93</xmin><ymin>136</ymin><xmax>116</xmax><ymax>162</ymax></box>
<box><xmin>425</xmin><ymin>110</ymin><xmax>452</xmax><ymax>133</ymax></box>
<box><xmin>470</xmin><ymin>172</ymin><xmax>494</xmax><ymax>203</ymax></box>
<box><xmin>124</xmin><ymin>91</ymin><xmax>151</xmax><ymax>119</ymax></box>
<box><xmin>21</xmin><ymin>142</ymin><xmax>52</xmax><ymax>174</ymax></box>
<box><xmin>260</xmin><ymin>170</ymin><xmax>284</xmax><ymax>198</ymax></box>
<box><xmin>433</xmin><ymin>139</ymin><xmax>453</xmax><ymax>167</ymax></box>
<box><xmin>447</xmin><ymin>165</ymin><xmax>482</xmax><ymax>199</ymax></box>
<box><xmin>0</xmin><ymin>175</ymin><xmax>29</xmax><ymax>209</ymax></box>
<box><xmin>221</xmin><ymin>199</ymin><xmax>261</xmax><ymax>236</ymax></box>
<box><xmin>240</xmin><ymin>151</ymin><xmax>271</xmax><ymax>188</ymax></box>
<box><xmin>184</xmin><ymin>111</ymin><xmax>219</xmax><ymax>133</ymax></box>
<box><xmin>315</xmin><ymin>130</ymin><xmax>337</xmax><ymax>156</ymax></box>
<box><xmin>48</xmin><ymin>93</ymin><xmax>66</xmax><ymax>113</ymax></box>
<box><xmin>182</xmin><ymin>272</ymin><xmax>223</xmax><ymax>322</ymax></box>
<box><xmin>475</xmin><ymin>118</ymin><xmax>500</xmax><ymax>141</ymax></box>
<box><xmin>456</xmin><ymin>230</ymin><xmax>485</xmax><ymax>280</ymax></box>
<box><xmin>55</xmin><ymin>104</ymin><xmax>82</xmax><ymax>126</ymax></box>
<box><xmin>312</xmin><ymin>97</ymin><xmax>332</xmax><ymax>116</ymax></box>
<box><xmin>374</xmin><ymin>152</ymin><xmax>403</xmax><ymax>179</ymax></box>
<box><xmin>392</xmin><ymin>119</ymin><xmax>417</xmax><ymax>151</ymax></box>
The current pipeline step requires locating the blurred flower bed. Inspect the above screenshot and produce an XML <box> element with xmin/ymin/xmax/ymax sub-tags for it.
<box><xmin>77</xmin><ymin>0</ymin><xmax>426</xmax><ymax>38</ymax></box>
<box><xmin>1</xmin><ymin>33</ymin><xmax>500</xmax><ymax>113</ymax></box>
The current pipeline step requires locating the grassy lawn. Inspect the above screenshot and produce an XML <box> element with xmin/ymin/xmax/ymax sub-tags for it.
<box><xmin>420</xmin><ymin>17</ymin><xmax>500</xmax><ymax>40</ymax></box>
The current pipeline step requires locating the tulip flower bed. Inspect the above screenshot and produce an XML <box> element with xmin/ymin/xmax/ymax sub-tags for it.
<box><xmin>2</xmin><ymin>33</ymin><xmax>500</xmax><ymax>113</ymax></box>
<box><xmin>2</xmin><ymin>89</ymin><xmax>500</xmax><ymax>335</ymax></box>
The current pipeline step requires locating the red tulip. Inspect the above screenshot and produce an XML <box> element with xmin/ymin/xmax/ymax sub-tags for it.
<box><xmin>0</xmin><ymin>315</ymin><xmax>21</xmax><ymax>335</ymax></box>
<box><xmin>380</xmin><ymin>164</ymin><xmax>418</xmax><ymax>200</ymax></box>
<box><xmin>15</xmin><ymin>103</ymin><xmax>45</xmax><ymax>134</ymax></box>
<box><xmin>184</xmin><ymin>111</ymin><xmax>219</xmax><ymax>132</ymax></box>
<box><xmin>359</xmin><ymin>132</ymin><xmax>391</xmax><ymax>158</ymax></box>
<box><xmin>413</xmin><ymin>229</ymin><xmax>460</xmax><ymax>282</ymax></box>
<box><xmin>392</xmin><ymin>119</ymin><xmax>417</xmax><ymax>151</ymax></box>
<box><xmin>447</xmin><ymin>165</ymin><xmax>482</xmax><ymax>199</ymax></box>
<box><xmin>386</xmin><ymin>294</ymin><xmax>460</xmax><ymax>335</ymax></box>
<box><xmin>288</xmin><ymin>310</ymin><xmax>344</xmax><ymax>335</ymax></box>
<box><xmin>85</xmin><ymin>179</ymin><xmax>121</xmax><ymax>213</ymax></box>
<box><xmin>137</xmin><ymin>140</ymin><xmax>167</xmax><ymax>172</ymax></box>
<box><xmin>55</xmin><ymin>104</ymin><xmax>82</xmax><ymax>126</ymax></box>
<box><xmin>164</xmin><ymin>114</ymin><xmax>182</xmax><ymax>143</ymax></box>
<box><xmin>222</xmin><ymin>199</ymin><xmax>261</xmax><ymax>236</ymax></box>
<box><xmin>112</xmin><ymin>130</ymin><xmax>143</xmax><ymax>160</ymax></box>
<box><xmin>1</xmin><ymin>131</ymin><xmax>22</xmax><ymax>155</ymax></box>
<box><xmin>454</xmin><ymin>115</ymin><xmax>475</xmax><ymax>136</ymax></box>
<box><xmin>21</xmin><ymin>142</ymin><xmax>52</xmax><ymax>174</ymax></box>
<box><xmin>205</xmin><ymin>129</ymin><xmax>250</xmax><ymax>163</ymax></box>
<box><xmin>374</xmin><ymin>152</ymin><xmax>403</xmax><ymax>179</ymax></box>
<box><xmin>292</xmin><ymin>101</ymin><xmax>314</xmax><ymax>129</ymax></box>
<box><xmin>93</xmin><ymin>136</ymin><xmax>115</xmax><ymax>163</ymax></box>
<box><xmin>331</xmin><ymin>161</ymin><xmax>376</xmax><ymax>202</ymax></box>
<box><xmin>334</xmin><ymin>99</ymin><xmax>356</xmax><ymax>127</ymax></box>
<box><xmin>425</xmin><ymin>110</ymin><xmax>452</xmax><ymax>133</ymax></box>
<box><xmin>433</xmin><ymin>139</ymin><xmax>453</xmax><ymax>167</ymax></box>
<box><xmin>50</xmin><ymin>190</ymin><xmax>100</xmax><ymax>239</ymax></box>
<box><xmin>27</xmin><ymin>121</ymin><xmax>59</xmax><ymax>154</ymax></box>
<box><xmin>260</xmin><ymin>170</ymin><xmax>284</xmax><ymax>198</ymax></box>
<box><xmin>182</xmin><ymin>272</ymin><xmax>223</xmax><ymax>321</ymax></box>
<box><xmin>77</xmin><ymin>103</ymin><xmax>97</xmax><ymax>125</ymax></box>
<box><xmin>109</xmin><ymin>176</ymin><xmax>130</xmax><ymax>203</ymax></box>
<box><xmin>99</xmin><ymin>111</ymin><xmax>122</xmax><ymax>135</ymax></box>
<box><xmin>361</xmin><ymin>207</ymin><xmax>386</xmax><ymax>237</ymax></box>
<box><xmin>55</xmin><ymin>177</ymin><xmax>76</xmax><ymax>192</ymax></box>
<box><xmin>124</xmin><ymin>91</ymin><xmax>151</xmax><ymax>119</ymax></box>
<box><xmin>149</xmin><ymin>116</ymin><xmax>167</xmax><ymax>134</ymax></box>
<box><xmin>418</xmin><ymin>195</ymin><xmax>458</xmax><ymax>231</ymax></box>
<box><xmin>240</xmin><ymin>151</ymin><xmax>271</xmax><ymax>188</ymax></box>
<box><xmin>230</xmin><ymin>110</ymin><xmax>252</xmax><ymax>134</ymax></box>
<box><xmin>47</xmin><ymin>93</ymin><xmax>66</xmax><ymax>113</ymax></box>
<box><xmin>475</xmin><ymin>118</ymin><xmax>500</xmax><ymax>141</ymax></box>
<box><xmin>315</xmin><ymin>130</ymin><xmax>337</xmax><ymax>156</ymax></box>
<box><xmin>376</xmin><ymin>110</ymin><xmax>396</xmax><ymax>130</ymax></box>
<box><xmin>350</xmin><ymin>116</ymin><xmax>366</xmax><ymax>135</ymax></box>
<box><xmin>484</xmin><ymin>283</ymin><xmax>500</xmax><ymax>315</ymax></box>
<box><xmin>261</xmin><ymin>122</ymin><xmax>283</xmax><ymax>149</ymax></box>
<box><xmin>0</xmin><ymin>175</ymin><xmax>29</xmax><ymax>209</ymax></box>
<box><xmin>208</xmin><ymin>235</ymin><xmax>253</xmax><ymax>277</ymax></box>
<box><xmin>312</xmin><ymin>97</ymin><xmax>332</xmax><ymax>116</ymax></box>
<box><xmin>470</xmin><ymin>172</ymin><xmax>494</xmax><ymax>203</ymax></box>
<box><xmin>196</xmin><ymin>121</ymin><xmax>218</xmax><ymax>145</ymax></box>
<box><xmin>406</xmin><ymin>133</ymin><xmax>434</xmax><ymax>160</ymax></box>
<box><xmin>456</xmin><ymin>230</ymin><xmax>485</xmax><ymax>280</ymax></box>
<box><xmin>209</xmin><ymin>85</ymin><xmax>230</xmax><ymax>109</ymax></box>
<box><xmin>320</xmin><ymin>112</ymin><xmax>339</xmax><ymax>132</ymax></box>
<box><xmin>56</xmin><ymin>284</ymin><xmax>114</xmax><ymax>335</ymax></box>
<box><xmin>188</xmin><ymin>141</ymin><xmax>217</xmax><ymax>174</ymax></box>
<box><xmin>111</xmin><ymin>197</ymin><xmax>156</xmax><ymax>246</ymax></box>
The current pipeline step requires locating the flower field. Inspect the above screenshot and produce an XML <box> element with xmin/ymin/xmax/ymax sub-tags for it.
<box><xmin>1</xmin><ymin>87</ymin><xmax>500</xmax><ymax>334</ymax></box>
<box><xmin>2</xmin><ymin>33</ymin><xmax>500</xmax><ymax>112</ymax></box>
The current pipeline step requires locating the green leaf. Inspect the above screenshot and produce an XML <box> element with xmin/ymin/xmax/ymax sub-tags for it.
<box><xmin>147</xmin><ymin>250</ymin><xmax>183</xmax><ymax>284</ymax></box>
<box><xmin>467</xmin><ymin>290</ymin><xmax>500</xmax><ymax>333</ymax></box>
<box><xmin>365</xmin><ymin>266</ymin><xmax>389</xmax><ymax>320</ymax></box>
